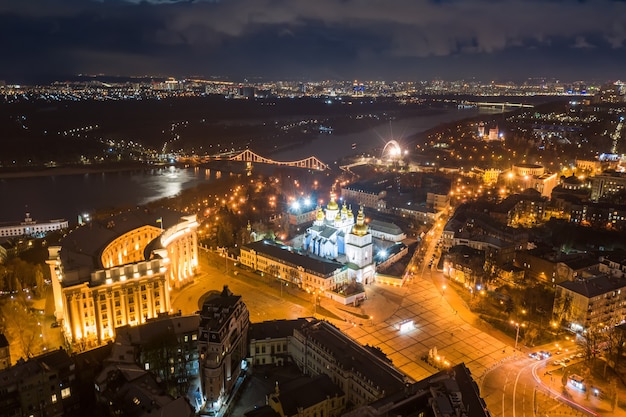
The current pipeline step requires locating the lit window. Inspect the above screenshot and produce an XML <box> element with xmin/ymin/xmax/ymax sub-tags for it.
<box><xmin>61</xmin><ymin>387</ymin><xmax>71</xmax><ymax>399</ymax></box>
<box><xmin>51</xmin><ymin>394</ymin><xmax>57</xmax><ymax>404</ymax></box>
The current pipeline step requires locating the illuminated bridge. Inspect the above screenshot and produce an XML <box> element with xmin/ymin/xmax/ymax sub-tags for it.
<box><xmin>459</xmin><ymin>101</ymin><xmax>535</xmax><ymax>110</ymax></box>
<box><xmin>230</xmin><ymin>149</ymin><xmax>330</xmax><ymax>170</ymax></box>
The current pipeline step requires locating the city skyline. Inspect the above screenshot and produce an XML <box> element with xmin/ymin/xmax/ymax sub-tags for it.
<box><xmin>2</xmin><ymin>0</ymin><xmax>626</xmax><ymax>84</ymax></box>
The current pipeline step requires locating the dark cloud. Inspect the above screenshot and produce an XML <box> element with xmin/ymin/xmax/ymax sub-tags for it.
<box><xmin>1</xmin><ymin>0</ymin><xmax>625</xmax><ymax>82</ymax></box>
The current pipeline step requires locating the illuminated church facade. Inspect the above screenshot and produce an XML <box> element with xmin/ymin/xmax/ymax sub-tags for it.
<box><xmin>303</xmin><ymin>196</ymin><xmax>375</xmax><ymax>284</ymax></box>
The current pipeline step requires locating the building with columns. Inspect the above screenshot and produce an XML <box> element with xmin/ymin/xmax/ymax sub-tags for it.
<box><xmin>46</xmin><ymin>208</ymin><xmax>198</xmax><ymax>347</ymax></box>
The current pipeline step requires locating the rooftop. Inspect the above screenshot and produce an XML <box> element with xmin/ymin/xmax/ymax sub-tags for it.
<box><xmin>58</xmin><ymin>207</ymin><xmax>185</xmax><ymax>283</ymax></box>
<box><xmin>249</xmin><ymin>318</ymin><xmax>310</xmax><ymax>342</ymax></box>
<box><xmin>368</xmin><ymin>219</ymin><xmax>403</xmax><ymax>236</ymax></box>
<box><xmin>243</xmin><ymin>240</ymin><xmax>345</xmax><ymax>277</ymax></box>
<box><xmin>199</xmin><ymin>286</ymin><xmax>245</xmax><ymax>334</ymax></box>
<box><xmin>273</xmin><ymin>374</ymin><xmax>343</xmax><ymax>415</ymax></box>
<box><xmin>354</xmin><ymin>363</ymin><xmax>489</xmax><ymax>417</ymax></box>
<box><xmin>559</xmin><ymin>274</ymin><xmax>626</xmax><ymax>298</ymax></box>
<box><xmin>297</xmin><ymin>320</ymin><xmax>407</xmax><ymax>395</ymax></box>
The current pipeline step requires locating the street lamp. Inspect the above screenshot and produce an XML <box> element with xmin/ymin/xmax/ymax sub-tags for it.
<box><xmin>511</xmin><ymin>320</ymin><xmax>525</xmax><ymax>350</ymax></box>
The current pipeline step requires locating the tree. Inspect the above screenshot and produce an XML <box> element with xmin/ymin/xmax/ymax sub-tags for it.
<box><xmin>0</xmin><ymin>295</ymin><xmax>43</xmax><ymax>359</ymax></box>
<box><xmin>523</xmin><ymin>327</ymin><xmax>539</xmax><ymax>347</ymax></box>
<box><xmin>33</xmin><ymin>265</ymin><xmax>45</xmax><ymax>298</ymax></box>
<box><xmin>552</xmin><ymin>290</ymin><xmax>573</xmax><ymax>329</ymax></box>
<box><xmin>604</xmin><ymin>325</ymin><xmax>626</xmax><ymax>373</ymax></box>
<box><xmin>578</xmin><ymin>324</ymin><xmax>602</xmax><ymax>361</ymax></box>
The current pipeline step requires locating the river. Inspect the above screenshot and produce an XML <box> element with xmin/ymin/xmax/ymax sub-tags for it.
<box><xmin>0</xmin><ymin>107</ymin><xmax>483</xmax><ymax>224</ymax></box>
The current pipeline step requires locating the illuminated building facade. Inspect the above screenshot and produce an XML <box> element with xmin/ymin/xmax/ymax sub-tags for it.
<box><xmin>239</xmin><ymin>240</ymin><xmax>349</xmax><ymax>293</ymax></box>
<box><xmin>590</xmin><ymin>171</ymin><xmax>626</xmax><ymax>202</ymax></box>
<box><xmin>290</xmin><ymin>319</ymin><xmax>406</xmax><ymax>407</ymax></box>
<box><xmin>46</xmin><ymin>209</ymin><xmax>198</xmax><ymax>347</ymax></box>
<box><xmin>554</xmin><ymin>274</ymin><xmax>626</xmax><ymax>333</ymax></box>
<box><xmin>198</xmin><ymin>287</ymin><xmax>249</xmax><ymax>412</ymax></box>
<box><xmin>241</xmin><ymin>197</ymin><xmax>373</xmax><ymax>289</ymax></box>
<box><xmin>0</xmin><ymin>213</ymin><xmax>68</xmax><ymax>238</ymax></box>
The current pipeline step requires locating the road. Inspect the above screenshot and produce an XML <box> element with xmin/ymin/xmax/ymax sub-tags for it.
<box><xmin>481</xmin><ymin>345</ymin><xmax>597</xmax><ymax>417</ymax></box>
<box><xmin>170</xmin><ymin>249</ymin><xmax>312</xmax><ymax>322</ymax></box>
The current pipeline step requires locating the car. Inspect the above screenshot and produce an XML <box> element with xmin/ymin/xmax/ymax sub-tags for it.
<box><xmin>562</xmin><ymin>358</ymin><xmax>570</xmax><ymax>363</ymax></box>
<box><xmin>539</xmin><ymin>350</ymin><xmax>552</xmax><ymax>359</ymax></box>
<box><xmin>555</xmin><ymin>350</ymin><xmax>562</xmax><ymax>355</ymax></box>
<box><xmin>575</xmin><ymin>353</ymin><xmax>584</xmax><ymax>358</ymax></box>
<box><xmin>552</xmin><ymin>360</ymin><xmax>562</xmax><ymax>366</ymax></box>
<box><xmin>50</xmin><ymin>322</ymin><xmax>60</xmax><ymax>328</ymax></box>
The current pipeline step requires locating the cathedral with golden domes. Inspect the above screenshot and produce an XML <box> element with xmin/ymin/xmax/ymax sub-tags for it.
<box><xmin>303</xmin><ymin>195</ymin><xmax>375</xmax><ymax>284</ymax></box>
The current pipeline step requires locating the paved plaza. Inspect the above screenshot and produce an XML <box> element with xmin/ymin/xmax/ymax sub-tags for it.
<box><xmin>333</xmin><ymin>273</ymin><xmax>511</xmax><ymax>382</ymax></box>
<box><xmin>173</xmin><ymin>252</ymin><xmax>512</xmax><ymax>415</ymax></box>
<box><xmin>173</xmin><ymin>249</ymin><xmax>513</xmax><ymax>384</ymax></box>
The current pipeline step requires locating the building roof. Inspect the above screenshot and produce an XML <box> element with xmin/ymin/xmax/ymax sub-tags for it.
<box><xmin>0</xmin><ymin>348</ymin><xmax>72</xmax><ymax>389</ymax></box>
<box><xmin>274</xmin><ymin>374</ymin><xmax>343</xmax><ymax>415</ymax></box>
<box><xmin>244</xmin><ymin>405</ymin><xmax>281</xmax><ymax>417</ymax></box>
<box><xmin>58</xmin><ymin>207</ymin><xmax>185</xmax><ymax>283</ymax></box>
<box><xmin>96</xmin><ymin>363</ymin><xmax>192</xmax><ymax>417</ymax></box>
<box><xmin>600</xmin><ymin>250</ymin><xmax>626</xmax><ymax>266</ymax></box>
<box><xmin>558</xmin><ymin>274</ymin><xmax>626</xmax><ymax>298</ymax></box>
<box><xmin>342</xmin><ymin>176</ymin><xmax>393</xmax><ymax>195</ymax></box>
<box><xmin>199</xmin><ymin>286</ymin><xmax>244</xmax><ymax>334</ymax></box>
<box><xmin>368</xmin><ymin>219</ymin><xmax>403</xmax><ymax>236</ymax></box>
<box><xmin>249</xmin><ymin>318</ymin><xmax>310</xmax><ymax>342</ymax></box>
<box><xmin>562</xmin><ymin>175</ymin><xmax>583</xmax><ymax>185</ymax></box>
<box><xmin>243</xmin><ymin>240</ymin><xmax>345</xmax><ymax>277</ymax></box>
<box><xmin>115</xmin><ymin>314</ymin><xmax>200</xmax><ymax>347</ymax></box>
<box><xmin>35</xmin><ymin>348</ymin><xmax>73</xmax><ymax>371</ymax></box>
<box><xmin>297</xmin><ymin>320</ymin><xmax>407</xmax><ymax>395</ymax></box>
<box><xmin>358</xmin><ymin>363</ymin><xmax>489</xmax><ymax>417</ymax></box>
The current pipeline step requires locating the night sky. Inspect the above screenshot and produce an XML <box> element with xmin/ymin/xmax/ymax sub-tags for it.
<box><xmin>1</xmin><ymin>0</ymin><xmax>625</xmax><ymax>83</ymax></box>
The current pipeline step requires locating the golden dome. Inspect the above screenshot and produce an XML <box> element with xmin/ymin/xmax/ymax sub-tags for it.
<box><xmin>347</xmin><ymin>205</ymin><xmax>354</xmax><ymax>218</ymax></box>
<box><xmin>327</xmin><ymin>195</ymin><xmax>339</xmax><ymax>211</ymax></box>
<box><xmin>352</xmin><ymin>206</ymin><xmax>368</xmax><ymax>236</ymax></box>
<box><xmin>316</xmin><ymin>207</ymin><xmax>324</xmax><ymax>221</ymax></box>
<box><xmin>335</xmin><ymin>211</ymin><xmax>342</xmax><ymax>221</ymax></box>
<box><xmin>341</xmin><ymin>202</ymin><xmax>348</xmax><ymax>214</ymax></box>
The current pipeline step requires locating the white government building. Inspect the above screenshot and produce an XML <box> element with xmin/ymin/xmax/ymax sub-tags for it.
<box><xmin>0</xmin><ymin>213</ymin><xmax>68</xmax><ymax>238</ymax></box>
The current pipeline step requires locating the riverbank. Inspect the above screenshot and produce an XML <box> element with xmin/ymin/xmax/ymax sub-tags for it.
<box><xmin>0</xmin><ymin>161</ymin><xmax>175</xmax><ymax>179</ymax></box>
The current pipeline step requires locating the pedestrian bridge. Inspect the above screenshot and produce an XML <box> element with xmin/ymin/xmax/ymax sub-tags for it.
<box><xmin>458</xmin><ymin>101</ymin><xmax>534</xmax><ymax>110</ymax></box>
<box><xmin>229</xmin><ymin>149</ymin><xmax>330</xmax><ymax>170</ymax></box>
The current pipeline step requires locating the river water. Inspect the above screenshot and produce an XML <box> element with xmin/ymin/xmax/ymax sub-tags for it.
<box><xmin>0</xmin><ymin>107</ymin><xmax>481</xmax><ymax>224</ymax></box>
